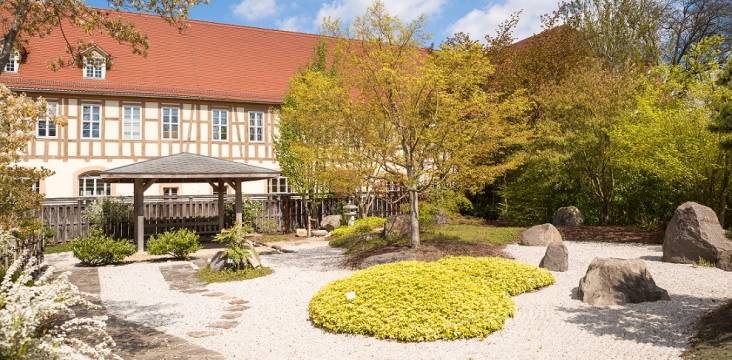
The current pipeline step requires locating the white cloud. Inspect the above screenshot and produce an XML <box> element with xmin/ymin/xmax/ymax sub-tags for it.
<box><xmin>449</xmin><ymin>0</ymin><xmax>559</xmax><ymax>43</ymax></box>
<box><xmin>276</xmin><ymin>16</ymin><xmax>309</xmax><ymax>32</ymax></box>
<box><xmin>233</xmin><ymin>0</ymin><xmax>279</xmax><ymax>21</ymax></box>
<box><xmin>314</xmin><ymin>0</ymin><xmax>446</xmax><ymax>29</ymax></box>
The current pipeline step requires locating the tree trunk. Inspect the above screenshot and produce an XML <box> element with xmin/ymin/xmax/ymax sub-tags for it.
<box><xmin>409</xmin><ymin>189</ymin><xmax>420</xmax><ymax>248</ymax></box>
<box><xmin>304</xmin><ymin>194</ymin><xmax>312</xmax><ymax>237</ymax></box>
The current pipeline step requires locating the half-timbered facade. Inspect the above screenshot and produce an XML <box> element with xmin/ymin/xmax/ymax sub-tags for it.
<box><xmin>0</xmin><ymin>10</ymin><xmax>317</xmax><ymax>198</ymax></box>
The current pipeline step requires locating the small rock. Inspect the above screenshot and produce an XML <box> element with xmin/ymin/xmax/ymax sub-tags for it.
<box><xmin>295</xmin><ymin>228</ymin><xmax>308</xmax><ymax>237</ymax></box>
<box><xmin>311</xmin><ymin>229</ymin><xmax>328</xmax><ymax>237</ymax></box>
<box><xmin>359</xmin><ymin>250</ymin><xmax>417</xmax><ymax>269</ymax></box>
<box><xmin>207</xmin><ymin>321</ymin><xmax>239</xmax><ymax>329</ymax></box>
<box><xmin>578</xmin><ymin>257</ymin><xmax>670</xmax><ymax>306</ymax></box>
<box><xmin>321</xmin><ymin>215</ymin><xmax>342</xmax><ymax>231</ymax></box>
<box><xmin>209</xmin><ymin>250</ymin><xmax>228</xmax><ymax>272</ymax></box>
<box><xmin>553</xmin><ymin>206</ymin><xmax>584</xmax><ymax>226</ymax></box>
<box><xmin>186</xmin><ymin>331</ymin><xmax>217</xmax><ymax>338</ymax></box>
<box><xmin>228</xmin><ymin>299</ymin><xmax>248</xmax><ymax>305</ymax></box>
<box><xmin>539</xmin><ymin>242</ymin><xmax>568</xmax><ymax>272</ymax></box>
<box><xmin>202</xmin><ymin>291</ymin><xmax>225</xmax><ymax>297</ymax></box>
<box><xmin>518</xmin><ymin>223</ymin><xmax>562</xmax><ymax>246</ymax></box>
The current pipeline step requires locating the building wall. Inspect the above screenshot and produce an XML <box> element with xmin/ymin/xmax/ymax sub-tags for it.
<box><xmin>21</xmin><ymin>92</ymin><xmax>280</xmax><ymax>198</ymax></box>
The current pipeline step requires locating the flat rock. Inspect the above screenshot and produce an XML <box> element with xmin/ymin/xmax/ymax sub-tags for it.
<box><xmin>295</xmin><ymin>228</ymin><xmax>308</xmax><ymax>237</ymax></box>
<box><xmin>539</xmin><ymin>242</ymin><xmax>568</xmax><ymax>272</ymax></box>
<box><xmin>225</xmin><ymin>304</ymin><xmax>249</xmax><ymax>312</ymax></box>
<box><xmin>207</xmin><ymin>321</ymin><xmax>239</xmax><ymax>329</ymax></box>
<box><xmin>311</xmin><ymin>229</ymin><xmax>328</xmax><ymax>237</ymax></box>
<box><xmin>186</xmin><ymin>331</ymin><xmax>217</xmax><ymax>338</ymax></box>
<box><xmin>663</xmin><ymin>202</ymin><xmax>732</xmax><ymax>271</ymax></box>
<box><xmin>578</xmin><ymin>257</ymin><xmax>670</xmax><ymax>306</ymax></box>
<box><xmin>221</xmin><ymin>312</ymin><xmax>242</xmax><ymax>320</ymax></box>
<box><xmin>228</xmin><ymin>299</ymin><xmax>248</xmax><ymax>305</ymax></box>
<box><xmin>519</xmin><ymin>223</ymin><xmax>562</xmax><ymax>246</ymax></box>
<box><xmin>359</xmin><ymin>250</ymin><xmax>417</xmax><ymax>269</ymax></box>
<box><xmin>202</xmin><ymin>291</ymin><xmax>225</xmax><ymax>297</ymax></box>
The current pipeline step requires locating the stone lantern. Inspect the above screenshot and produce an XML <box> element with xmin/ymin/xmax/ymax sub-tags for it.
<box><xmin>343</xmin><ymin>203</ymin><xmax>358</xmax><ymax>226</ymax></box>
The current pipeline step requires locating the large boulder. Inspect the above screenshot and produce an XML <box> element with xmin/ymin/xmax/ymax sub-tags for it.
<box><xmin>663</xmin><ymin>202</ymin><xmax>732</xmax><ymax>270</ymax></box>
<box><xmin>539</xmin><ymin>242</ymin><xmax>568</xmax><ymax>272</ymax></box>
<box><xmin>518</xmin><ymin>223</ymin><xmax>563</xmax><ymax>246</ymax></box>
<box><xmin>578</xmin><ymin>258</ymin><xmax>670</xmax><ymax>306</ymax></box>
<box><xmin>384</xmin><ymin>214</ymin><xmax>411</xmax><ymax>239</ymax></box>
<box><xmin>320</xmin><ymin>215</ymin><xmax>342</xmax><ymax>231</ymax></box>
<box><xmin>552</xmin><ymin>206</ymin><xmax>584</xmax><ymax>226</ymax></box>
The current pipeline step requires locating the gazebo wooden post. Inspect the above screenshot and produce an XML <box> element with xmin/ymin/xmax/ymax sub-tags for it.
<box><xmin>234</xmin><ymin>180</ymin><xmax>243</xmax><ymax>224</ymax></box>
<box><xmin>217</xmin><ymin>180</ymin><xmax>225</xmax><ymax>230</ymax></box>
<box><xmin>133</xmin><ymin>179</ymin><xmax>145</xmax><ymax>252</ymax></box>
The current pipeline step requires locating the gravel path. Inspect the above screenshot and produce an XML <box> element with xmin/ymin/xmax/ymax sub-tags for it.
<box><xmin>72</xmin><ymin>241</ymin><xmax>732</xmax><ymax>359</ymax></box>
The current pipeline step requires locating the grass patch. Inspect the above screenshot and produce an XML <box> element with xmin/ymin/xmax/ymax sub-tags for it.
<box><xmin>684</xmin><ymin>300</ymin><xmax>732</xmax><ymax>359</ymax></box>
<box><xmin>309</xmin><ymin>256</ymin><xmax>554</xmax><ymax>341</ymax></box>
<box><xmin>44</xmin><ymin>242</ymin><xmax>74</xmax><ymax>254</ymax></box>
<box><xmin>422</xmin><ymin>224</ymin><xmax>524</xmax><ymax>245</ymax></box>
<box><xmin>258</xmin><ymin>233</ymin><xmax>292</xmax><ymax>242</ymax></box>
<box><xmin>196</xmin><ymin>266</ymin><xmax>273</xmax><ymax>283</ymax></box>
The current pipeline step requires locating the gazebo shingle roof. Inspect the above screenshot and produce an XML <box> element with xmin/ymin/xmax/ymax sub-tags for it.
<box><xmin>101</xmin><ymin>152</ymin><xmax>279</xmax><ymax>182</ymax></box>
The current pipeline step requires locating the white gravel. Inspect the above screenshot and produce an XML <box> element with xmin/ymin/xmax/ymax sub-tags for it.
<box><xmin>88</xmin><ymin>241</ymin><xmax>732</xmax><ymax>360</ymax></box>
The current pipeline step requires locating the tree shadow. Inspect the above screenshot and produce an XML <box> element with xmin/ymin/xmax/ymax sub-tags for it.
<box><xmin>558</xmin><ymin>294</ymin><xmax>726</xmax><ymax>348</ymax></box>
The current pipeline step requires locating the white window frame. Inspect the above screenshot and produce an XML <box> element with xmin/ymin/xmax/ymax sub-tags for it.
<box><xmin>122</xmin><ymin>105</ymin><xmax>141</xmax><ymax>140</ymax></box>
<box><xmin>81</xmin><ymin>104</ymin><xmax>101</xmax><ymax>139</ymax></box>
<box><xmin>78</xmin><ymin>173</ymin><xmax>110</xmax><ymax>197</ymax></box>
<box><xmin>163</xmin><ymin>187</ymin><xmax>179</xmax><ymax>197</ymax></box>
<box><xmin>37</xmin><ymin>102</ymin><xmax>58</xmax><ymax>138</ymax></box>
<box><xmin>268</xmin><ymin>176</ymin><xmax>290</xmax><ymax>194</ymax></box>
<box><xmin>83</xmin><ymin>57</ymin><xmax>106</xmax><ymax>79</ymax></box>
<box><xmin>4</xmin><ymin>52</ymin><xmax>19</xmax><ymax>73</ymax></box>
<box><xmin>248</xmin><ymin>111</ymin><xmax>264</xmax><ymax>143</ymax></box>
<box><xmin>162</xmin><ymin>107</ymin><xmax>180</xmax><ymax>140</ymax></box>
<box><xmin>212</xmin><ymin>109</ymin><xmax>228</xmax><ymax>141</ymax></box>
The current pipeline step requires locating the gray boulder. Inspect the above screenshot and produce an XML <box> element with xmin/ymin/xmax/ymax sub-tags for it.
<box><xmin>320</xmin><ymin>215</ymin><xmax>342</xmax><ymax>231</ymax></box>
<box><xmin>552</xmin><ymin>206</ymin><xmax>584</xmax><ymax>226</ymax></box>
<box><xmin>384</xmin><ymin>214</ymin><xmax>411</xmax><ymax>239</ymax></box>
<box><xmin>539</xmin><ymin>242</ymin><xmax>568</xmax><ymax>272</ymax></box>
<box><xmin>663</xmin><ymin>202</ymin><xmax>732</xmax><ymax>271</ymax></box>
<box><xmin>718</xmin><ymin>250</ymin><xmax>732</xmax><ymax>271</ymax></box>
<box><xmin>209</xmin><ymin>250</ymin><xmax>228</xmax><ymax>272</ymax></box>
<box><xmin>359</xmin><ymin>250</ymin><xmax>417</xmax><ymax>269</ymax></box>
<box><xmin>578</xmin><ymin>257</ymin><xmax>670</xmax><ymax>306</ymax></box>
<box><xmin>518</xmin><ymin>223</ymin><xmax>562</xmax><ymax>246</ymax></box>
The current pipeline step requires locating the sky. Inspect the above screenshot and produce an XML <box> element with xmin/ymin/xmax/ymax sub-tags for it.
<box><xmin>87</xmin><ymin>0</ymin><xmax>561</xmax><ymax>44</ymax></box>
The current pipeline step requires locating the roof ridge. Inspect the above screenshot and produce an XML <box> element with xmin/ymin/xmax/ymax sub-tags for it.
<box><xmin>97</xmin><ymin>7</ymin><xmax>326</xmax><ymax>40</ymax></box>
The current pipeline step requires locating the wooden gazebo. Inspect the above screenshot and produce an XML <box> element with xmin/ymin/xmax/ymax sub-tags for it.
<box><xmin>100</xmin><ymin>153</ymin><xmax>279</xmax><ymax>252</ymax></box>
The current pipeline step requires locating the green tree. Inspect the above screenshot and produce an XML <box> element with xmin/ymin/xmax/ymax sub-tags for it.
<box><xmin>323</xmin><ymin>2</ymin><xmax>531</xmax><ymax>247</ymax></box>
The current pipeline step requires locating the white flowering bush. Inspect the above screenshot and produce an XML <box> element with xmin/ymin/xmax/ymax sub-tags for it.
<box><xmin>0</xmin><ymin>249</ymin><xmax>119</xmax><ymax>359</ymax></box>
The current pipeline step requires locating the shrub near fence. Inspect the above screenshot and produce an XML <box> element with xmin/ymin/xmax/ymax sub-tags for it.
<box><xmin>40</xmin><ymin>193</ymin><xmax>405</xmax><ymax>244</ymax></box>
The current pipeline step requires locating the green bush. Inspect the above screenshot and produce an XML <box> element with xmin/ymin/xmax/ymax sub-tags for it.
<box><xmin>71</xmin><ymin>228</ymin><xmax>135</xmax><ymax>266</ymax></box>
<box><xmin>82</xmin><ymin>198</ymin><xmax>131</xmax><ymax>226</ymax></box>
<box><xmin>309</xmin><ymin>256</ymin><xmax>554</xmax><ymax>342</ymax></box>
<box><xmin>197</xmin><ymin>266</ymin><xmax>273</xmax><ymax>283</ymax></box>
<box><xmin>147</xmin><ymin>228</ymin><xmax>200</xmax><ymax>259</ymax></box>
<box><xmin>330</xmin><ymin>217</ymin><xmax>385</xmax><ymax>238</ymax></box>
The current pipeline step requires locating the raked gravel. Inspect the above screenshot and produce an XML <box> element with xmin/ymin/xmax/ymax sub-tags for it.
<box><xmin>89</xmin><ymin>241</ymin><xmax>732</xmax><ymax>360</ymax></box>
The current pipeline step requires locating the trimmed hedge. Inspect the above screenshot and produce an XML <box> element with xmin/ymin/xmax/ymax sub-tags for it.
<box><xmin>71</xmin><ymin>228</ymin><xmax>136</xmax><ymax>266</ymax></box>
<box><xmin>147</xmin><ymin>228</ymin><xmax>200</xmax><ymax>259</ymax></box>
<box><xmin>308</xmin><ymin>256</ymin><xmax>554</xmax><ymax>342</ymax></box>
<box><xmin>330</xmin><ymin>217</ymin><xmax>385</xmax><ymax>238</ymax></box>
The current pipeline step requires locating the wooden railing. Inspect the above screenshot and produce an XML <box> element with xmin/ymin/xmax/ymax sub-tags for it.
<box><xmin>41</xmin><ymin>193</ymin><xmax>405</xmax><ymax>244</ymax></box>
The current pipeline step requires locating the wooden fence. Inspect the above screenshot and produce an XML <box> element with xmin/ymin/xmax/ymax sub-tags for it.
<box><xmin>1</xmin><ymin>234</ymin><xmax>45</xmax><ymax>269</ymax></box>
<box><xmin>40</xmin><ymin>193</ymin><xmax>405</xmax><ymax>244</ymax></box>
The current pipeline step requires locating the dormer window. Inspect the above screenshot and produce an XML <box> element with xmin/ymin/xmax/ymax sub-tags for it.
<box><xmin>84</xmin><ymin>58</ymin><xmax>105</xmax><ymax>79</ymax></box>
<box><xmin>4</xmin><ymin>52</ymin><xmax>19</xmax><ymax>73</ymax></box>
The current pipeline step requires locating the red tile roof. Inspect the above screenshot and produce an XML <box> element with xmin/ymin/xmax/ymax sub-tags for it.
<box><xmin>0</xmin><ymin>11</ymin><xmax>323</xmax><ymax>103</ymax></box>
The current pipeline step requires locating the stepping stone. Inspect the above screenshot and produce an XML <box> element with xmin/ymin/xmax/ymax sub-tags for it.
<box><xmin>202</xmin><ymin>292</ymin><xmax>225</xmax><ymax>297</ymax></box>
<box><xmin>181</xmin><ymin>288</ymin><xmax>208</xmax><ymax>294</ymax></box>
<box><xmin>207</xmin><ymin>321</ymin><xmax>239</xmax><ymax>329</ymax></box>
<box><xmin>186</xmin><ymin>331</ymin><xmax>217</xmax><ymax>338</ymax></box>
<box><xmin>224</xmin><ymin>305</ymin><xmax>249</xmax><ymax>312</ymax></box>
<box><xmin>228</xmin><ymin>299</ymin><xmax>248</xmax><ymax>305</ymax></box>
<box><xmin>221</xmin><ymin>312</ymin><xmax>242</xmax><ymax>320</ymax></box>
<box><xmin>221</xmin><ymin>295</ymin><xmax>237</xmax><ymax>300</ymax></box>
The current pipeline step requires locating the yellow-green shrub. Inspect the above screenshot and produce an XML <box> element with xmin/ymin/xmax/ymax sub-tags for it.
<box><xmin>330</xmin><ymin>217</ymin><xmax>385</xmax><ymax>238</ymax></box>
<box><xmin>308</xmin><ymin>256</ymin><xmax>554</xmax><ymax>342</ymax></box>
